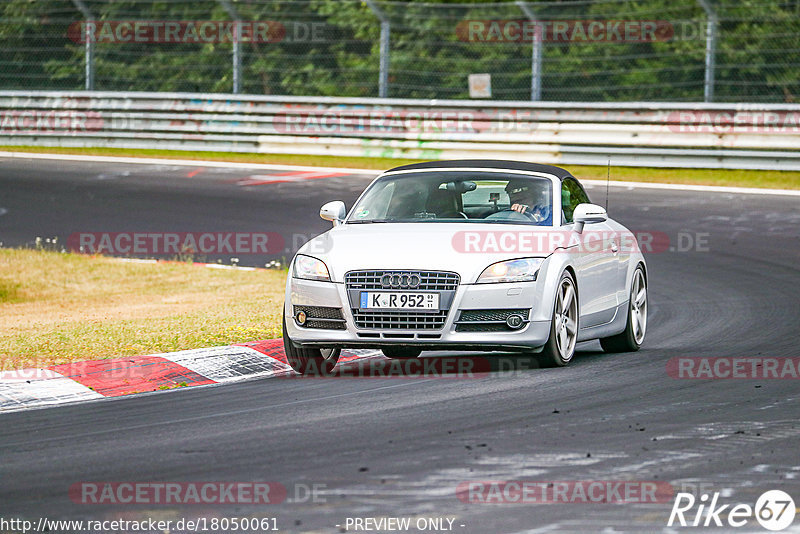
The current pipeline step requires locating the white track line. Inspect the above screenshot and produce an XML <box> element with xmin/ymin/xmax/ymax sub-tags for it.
<box><xmin>114</xmin><ymin>258</ymin><xmax>257</xmax><ymax>271</ymax></box>
<box><xmin>582</xmin><ymin>178</ymin><xmax>800</xmax><ymax>197</ymax></box>
<box><xmin>1</xmin><ymin>151</ymin><xmax>798</xmax><ymax>196</ymax></box>
<box><xmin>0</xmin><ymin>151</ymin><xmax>375</xmax><ymax>175</ymax></box>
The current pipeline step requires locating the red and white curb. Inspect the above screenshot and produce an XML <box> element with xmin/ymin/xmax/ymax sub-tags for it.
<box><xmin>0</xmin><ymin>341</ymin><xmax>381</xmax><ymax>414</ymax></box>
<box><xmin>235</xmin><ymin>169</ymin><xmax>353</xmax><ymax>187</ymax></box>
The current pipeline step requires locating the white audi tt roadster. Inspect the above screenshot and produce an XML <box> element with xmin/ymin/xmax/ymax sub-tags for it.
<box><xmin>283</xmin><ymin>160</ymin><xmax>648</xmax><ymax>374</ymax></box>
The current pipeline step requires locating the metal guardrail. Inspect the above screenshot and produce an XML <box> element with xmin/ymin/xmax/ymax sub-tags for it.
<box><xmin>1</xmin><ymin>91</ymin><xmax>799</xmax><ymax>170</ymax></box>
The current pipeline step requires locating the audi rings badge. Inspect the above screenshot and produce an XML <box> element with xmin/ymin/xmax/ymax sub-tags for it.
<box><xmin>380</xmin><ymin>273</ymin><xmax>422</xmax><ymax>289</ymax></box>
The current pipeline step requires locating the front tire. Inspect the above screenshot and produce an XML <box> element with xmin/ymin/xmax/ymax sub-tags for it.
<box><xmin>282</xmin><ymin>314</ymin><xmax>341</xmax><ymax>375</ymax></box>
<box><xmin>600</xmin><ymin>266</ymin><xmax>647</xmax><ymax>353</ymax></box>
<box><xmin>381</xmin><ymin>347</ymin><xmax>422</xmax><ymax>359</ymax></box>
<box><xmin>538</xmin><ymin>271</ymin><xmax>579</xmax><ymax>367</ymax></box>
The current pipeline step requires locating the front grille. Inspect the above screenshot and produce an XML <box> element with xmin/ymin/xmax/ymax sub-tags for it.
<box><xmin>294</xmin><ymin>306</ymin><xmax>346</xmax><ymax>330</ymax></box>
<box><xmin>352</xmin><ymin>310</ymin><xmax>448</xmax><ymax>330</ymax></box>
<box><xmin>345</xmin><ymin>270</ymin><xmax>459</xmax><ymax>291</ymax></box>
<box><xmin>346</xmin><ymin>270</ymin><xmax>458</xmax><ymax>330</ymax></box>
<box><xmin>455</xmin><ymin>308</ymin><xmax>530</xmax><ymax>333</ymax></box>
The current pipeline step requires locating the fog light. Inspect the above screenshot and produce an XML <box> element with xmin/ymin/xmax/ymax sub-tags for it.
<box><xmin>506</xmin><ymin>314</ymin><xmax>524</xmax><ymax>329</ymax></box>
<box><xmin>296</xmin><ymin>310</ymin><xmax>307</xmax><ymax>325</ymax></box>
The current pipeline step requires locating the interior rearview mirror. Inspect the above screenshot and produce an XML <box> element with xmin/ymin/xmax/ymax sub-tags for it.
<box><xmin>444</xmin><ymin>181</ymin><xmax>477</xmax><ymax>193</ymax></box>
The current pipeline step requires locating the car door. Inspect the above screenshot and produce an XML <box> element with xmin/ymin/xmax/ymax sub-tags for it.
<box><xmin>561</xmin><ymin>178</ymin><xmax>620</xmax><ymax>328</ymax></box>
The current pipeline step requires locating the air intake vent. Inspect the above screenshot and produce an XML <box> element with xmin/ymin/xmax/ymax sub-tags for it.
<box><xmin>455</xmin><ymin>308</ymin><xmax>530</xmax><ymax>332</ymax></box>
<box><xmin>293</xmin><ymin>306</ymin><xmax>346</xmax><ymax>330</ymax></box>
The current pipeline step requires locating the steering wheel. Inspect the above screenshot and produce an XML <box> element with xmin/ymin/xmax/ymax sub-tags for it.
<box><xmin>486</xmin><ymin>208</ymin><xmax>542</xmax><ymax>222</ymax></box>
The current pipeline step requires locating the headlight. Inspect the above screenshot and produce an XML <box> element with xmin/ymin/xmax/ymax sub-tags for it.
<box><xmin>293</xmin><ymin>254</ymin><xmax>331</xmax><ymax>282</ymax></box>
<box><xmin>477</xmin><ymin>258</ymin><xmax>544</xmax><ymax>284</ymax></box>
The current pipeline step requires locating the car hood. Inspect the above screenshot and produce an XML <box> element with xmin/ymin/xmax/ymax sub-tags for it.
<box><xmin>297</xmin><ymin>222</ymin><xmax>566</xmax><ymax>283</ymax></box>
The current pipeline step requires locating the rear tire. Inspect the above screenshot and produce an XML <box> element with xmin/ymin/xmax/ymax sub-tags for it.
<box><xmin>381</xmin><ymin>347</ymin><xmax>422</xmax><ymax>359</ymax></box>
<box><xmin>538</xmin><ymin>270</ymin><xmax>579</xmax><ymax>368</ymax></box>
<box><xmin>600</xmin><ymin>266</ymin><xmax>647</xmax><ymax>353</ymax></box>
<box><xmin>282</xmin><ymin>314</ymin><xmax>341</xmax><ymax>375</ymax></box>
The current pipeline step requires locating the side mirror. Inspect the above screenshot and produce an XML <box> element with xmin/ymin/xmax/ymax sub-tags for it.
<box><xmin>572</xmin><ymin>203</ymin><xmax>607</xmax><ymax>233</ymax></box>
<box><xmin>320</xmin><ymin>201</ymin><xmax>346</xmax><ymax>226</ymax></box>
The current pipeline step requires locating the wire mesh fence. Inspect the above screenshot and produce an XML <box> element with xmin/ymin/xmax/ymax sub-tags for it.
<box><xmin>0</xmin><ymin>0</ymin><xmax>798</xmax><ymax>102</ymax></box>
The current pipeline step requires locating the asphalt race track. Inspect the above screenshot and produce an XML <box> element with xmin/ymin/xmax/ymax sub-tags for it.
<box><xmin>1</xmin><ymin>156</ymin><xmax>799</xmax><ymax>533</ymax></box>
<box><xmin>0</xmin><ymin>157</ymin><xmax>377</xmax><ymax>266</ymax></box>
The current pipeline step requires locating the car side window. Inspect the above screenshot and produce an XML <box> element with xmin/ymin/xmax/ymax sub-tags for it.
<box><xmin>561</xmin><ymin>178</ymin><xmax>590</xmax><ymax>223</ymax></box>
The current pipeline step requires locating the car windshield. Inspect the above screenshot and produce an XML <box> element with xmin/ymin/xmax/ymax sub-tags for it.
<box><xmin>347</xmin><ymin>171</ymin><xmax>554</xmax><ymax>225</ymax></box>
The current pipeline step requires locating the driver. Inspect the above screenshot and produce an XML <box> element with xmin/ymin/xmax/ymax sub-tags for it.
<box><xmin>505</xmin><ymin>179</ymin><xmax>552</xmax><ymax>224</ymax></box>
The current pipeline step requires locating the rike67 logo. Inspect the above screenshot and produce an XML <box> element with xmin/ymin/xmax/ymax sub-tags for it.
<box><xmin>668</xmin><ymin>490</ymin><xmax>795</xmax><ymax>531</ymax></box>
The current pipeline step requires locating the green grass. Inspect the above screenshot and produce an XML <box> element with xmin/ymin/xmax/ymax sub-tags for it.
<box><xmin>2</xmin><ymin>145</ymin><xmax>799</xmax><ymax>190</ymax></box>
<box><xmin>0</xmin><ymin>278</ymin><xmax>22</xmax><ymax>303</ymax></box>
<box><xmin>573</xmin><ymin>165</ymin><xmax>800</xmax><ymax>190</ymax></box>
<box><xmin>0</xmin><ymin>248</ymin><xmax>286</xmax><ymax>370</ymax></box>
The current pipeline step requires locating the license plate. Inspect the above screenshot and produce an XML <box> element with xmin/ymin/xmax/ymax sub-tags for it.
<box><xmin>360</xmin><ymin>292</ymin><xmax>439</xmax><ymax>310</ymax></box>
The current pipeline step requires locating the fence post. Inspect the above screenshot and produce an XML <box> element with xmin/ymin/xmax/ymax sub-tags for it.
<box><xmin>365</xmin><ymin>0</ymin><xmax>390</xmax><ymax>98</ymax></box>
<box><xmin>516</xmin><ymin>1</ymin><xmax>542</xmax><ymax>101</ymax></box>
<box><xmin>70</xmin><ymin>0</ymin><xmax>94</xmax><ymax>90</ymax></box>
<box><xmin>219</xmin><ymin>0</ymin><xmax>242</xmax><ymax>94</ymax></box>
<box><xmin>696</xmin><ymin>0</ymin><xmax>717</xmax><ymax>102</ymax></box>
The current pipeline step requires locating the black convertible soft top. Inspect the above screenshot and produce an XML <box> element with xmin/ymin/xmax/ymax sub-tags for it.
<box><xmin>385</xmin><ymin>160</ymin><xmax>575</xmax><ymax>181</ymax></box>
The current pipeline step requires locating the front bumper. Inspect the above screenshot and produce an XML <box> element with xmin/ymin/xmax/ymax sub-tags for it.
<box><xmin>285</xmin><ymin>277</ymin><xmax>552</xmax><ymax>352</ymax></box>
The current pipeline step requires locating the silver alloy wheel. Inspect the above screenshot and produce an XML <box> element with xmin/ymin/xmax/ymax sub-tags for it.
<box><xmin>631</xmin><ymin>270</ymin><xmax>647</xmax><ymax>344</ymax></box>
<box><xmin>555</xmin><ymin>277</ymin><xmax>578</xmax><ymax>361</ymax></box>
